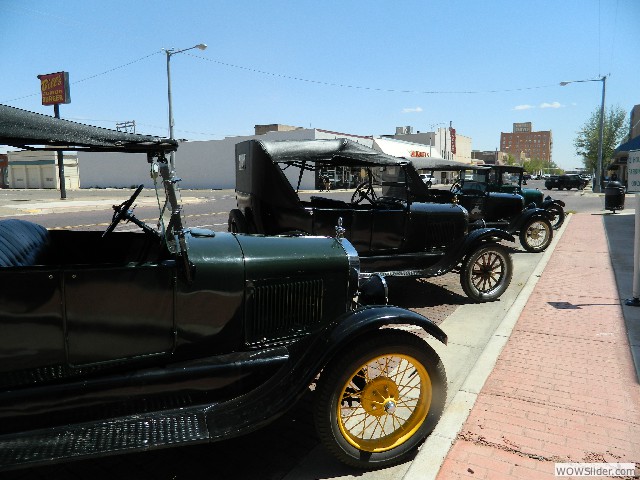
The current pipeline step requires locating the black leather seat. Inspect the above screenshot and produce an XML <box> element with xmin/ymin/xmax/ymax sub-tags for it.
<box><xmin>0</xmin><ymin>219</ymin><xmax>51</xmax><ymax>267</ymax></box>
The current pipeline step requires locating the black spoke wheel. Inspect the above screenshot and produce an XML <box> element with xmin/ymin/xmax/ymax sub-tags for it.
<box><xmin>461</xmin><ymin>243</ymin><xmax>512</xmax><ymax>302</ymax></box>
<box><xmin>314</xmin><ymin>331</ymin><xmax>446</xmax><ymax>469</ymax></box>
<box><xmin>520</xmin><ymin>217</ymin><xmax>552</xmax><ymax>253</ymax></box>
<box><xmin>545</xmin><ymin>205</ymin><xmax>565</xmax><ymax>230</ymax></box>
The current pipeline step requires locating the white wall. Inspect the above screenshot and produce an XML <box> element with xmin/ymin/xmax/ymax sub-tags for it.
<box><xmin>76</xmin><ymin>128</ymin><xmax>377</xmax><ymax>189</ymax></box>
<box><xmin>7</xmin><ymin>151</ymin><xmax>80</xmax><ymax>189</ymax></box>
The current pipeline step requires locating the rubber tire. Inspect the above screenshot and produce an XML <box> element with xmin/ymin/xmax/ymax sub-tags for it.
<box><xmin>314</xmin><ymin>330</ymin><xmax>447</xmax><ymax>469</ymax></box>
<box><xmin>519</xmin><ymin>217</ymin><xmax>553</xmax><ymax>253</ymax></box>
<box><xmin>460</xmin><ymin>243</ymin><xmax>513</xmax><ymax>302</ymax></box>
<box><xmin>228</xmin><ymin>209</ymin><xmax>247</xmax><ymax>233</ymax></box>
<box><xmin>545</xmin><ymin>204</ymin><xmax>565</xmax><ymax>230</ymax></box>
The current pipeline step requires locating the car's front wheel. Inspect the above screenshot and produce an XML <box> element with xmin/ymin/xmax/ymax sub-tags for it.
<box><xmin>460</xmin><ymin>243</ymin><xmax>512</xmax><ymax>302</ymax></box>
<box><xmin>520</xmin><ymin>217</ymin><xmax>553</xmax><ymax>252</ymax></box>
<box><xmin>545</xmin><ymin>204</ymin><xmax>565</xmax><ymax>230</ymax></box>
<box><xmin>314</xmin><ymin>331</ymin><xmax>446</xmax><ymax>469</ymax></box>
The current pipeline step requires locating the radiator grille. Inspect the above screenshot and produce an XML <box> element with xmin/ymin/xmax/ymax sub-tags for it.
<box><xmin>426</xmin><ymin>220</ymin><xmax>460</xmax><ymax>247</ymax></box>
<box><xmin>246</xmin><ymin>279</ymin><xmax>323</xmax><ymax>345</ymax></box>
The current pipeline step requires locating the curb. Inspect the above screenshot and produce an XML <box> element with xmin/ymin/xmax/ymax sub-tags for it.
<box><xmin>403</xmin><ymin>215</ymin><xmax>573</xmax><ymax>480</ymax></box>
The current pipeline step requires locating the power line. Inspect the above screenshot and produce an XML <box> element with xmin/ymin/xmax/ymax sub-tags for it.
<box><xmin>186</xmin><ymin>52</ymin><xmax>560</xmax><ymax>95</ymax></box>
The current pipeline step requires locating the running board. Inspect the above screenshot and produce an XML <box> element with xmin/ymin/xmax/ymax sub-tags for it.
<box><xmin>0</xmin><ymin>407</ymin><xmax>209</xmax><ymax>471</ymax></box>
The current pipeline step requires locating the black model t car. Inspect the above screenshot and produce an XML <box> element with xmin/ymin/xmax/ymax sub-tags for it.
<box><xmin>487</xmin><ymin>165</ymin><xmax>565</xmax><ymax>230</ymax></box>
<box><xmin>416</xmin><ymin>164</ymin><xmax>554</xmax><ymax>252</ymax></box>
<box><xmin>545</xmin><ymin>174</ymin><xmax>589</xmax><ymax>191</ymax></box>
<box><xmin>0</xmin><ymin>105</ymin><xmax>449</xmax><ymax>471</ymax></box>
<box><xmin>230</xmin><ymin>139</ymin><xmax>514</xmax><ymax>303</ymax></box>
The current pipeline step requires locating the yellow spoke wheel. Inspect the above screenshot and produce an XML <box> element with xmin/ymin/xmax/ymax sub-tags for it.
<box><xmin>314</xmin><ymin>331</ymin><xmax>446</xmax><ymax>469</ymax></box>
<box><xmin>337</xmin><ymin>353</ymin><xmax>430</xmax><ymax>452</ymax></box>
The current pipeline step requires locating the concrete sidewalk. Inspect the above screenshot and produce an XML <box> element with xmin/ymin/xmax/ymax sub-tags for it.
<box><xmin>428</xmin><ymin>213</ymin><xmax>640</xmax><ymax>479</ymax></box>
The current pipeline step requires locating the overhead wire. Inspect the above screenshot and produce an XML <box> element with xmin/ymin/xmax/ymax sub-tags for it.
<box><xmin>185</xmin><ymin>52</ymin><xmax>560</xmax><ymax>95</ymax></box>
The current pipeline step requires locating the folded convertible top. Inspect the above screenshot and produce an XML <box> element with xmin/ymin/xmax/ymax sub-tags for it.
<box><xmin>0</xmin><ymin>104</ymin><xmax>177</xmax><ymax>154</ymax></box>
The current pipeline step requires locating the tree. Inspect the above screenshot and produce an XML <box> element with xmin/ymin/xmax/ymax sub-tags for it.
<box><xmin>574</xmin><ymin>105</ymin><xmax>627</xmax><ymax>173</ymax></box>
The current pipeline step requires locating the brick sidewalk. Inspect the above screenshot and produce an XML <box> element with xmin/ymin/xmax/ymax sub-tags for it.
<box><xmin>436</xmin><ymin>213</ymin><xmax>640</xmax><ymax>479</ymax></box>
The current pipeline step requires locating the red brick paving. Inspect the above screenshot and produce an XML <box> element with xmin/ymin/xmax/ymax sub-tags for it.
<box><xmin>436</xmin><ymin>213</ymin><xmax>640</xmax><ymax>479</ymax></box>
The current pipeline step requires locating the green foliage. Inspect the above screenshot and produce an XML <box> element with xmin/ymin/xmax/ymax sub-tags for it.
<box><xmin>522</xmin><ymin>158</ymin><xmax>546</xmax><ymax>174</ymax></box>
<box><xmin>574</xmin><ymin>105</ymin><xmax>627</xmax><ymax>172</ymax></box>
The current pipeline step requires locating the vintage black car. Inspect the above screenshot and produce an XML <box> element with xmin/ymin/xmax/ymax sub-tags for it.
<box><xmin>545</xmin><ymin>174</ymin><xmax>589</xmax><ymax>191</ymax></box>
<box><xmin>487</xmin><ymin>165</ymin><xmax>565</xmax><ymax>230</ymax></box>
<box><xmin>230</xmin><ymin>139</ymin><xmax>514</xmax><ymax>303</ymax></box>
<box><xmin>0</xmin><ymin>105</ymin><xmax>449</xmax><ymax>471</ymax></box>
<box><xmin>416</xmin><ymin>164</ymin><xmax>554</xmax><ymax>252</ymax></box>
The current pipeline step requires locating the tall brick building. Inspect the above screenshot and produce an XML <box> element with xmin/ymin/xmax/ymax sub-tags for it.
<box><xmin>500</xmin><ymin>122</ymin><xmax>552</xmax><ymax>164</ymax></box>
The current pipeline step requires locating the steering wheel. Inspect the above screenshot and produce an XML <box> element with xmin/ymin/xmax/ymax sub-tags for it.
<box><xmin>351</xmin><ymin>181</ymin><xmax>378</xmax><ymax>204</ymax></box>
<box><xmin>450</xmin><ymin>179</ymin><xmax>462</xmax><ymax>192</ymax></box>
<box><xmin>103</xmin><ymin>185</ymin><xmax>144</xmax><ymax>237</ymax></box>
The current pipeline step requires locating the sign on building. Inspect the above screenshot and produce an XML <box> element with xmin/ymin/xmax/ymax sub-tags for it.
<box><xmin>627</xmin><ymin>150</ymin><xmax>640</xmax><ymax>193</ymax></box>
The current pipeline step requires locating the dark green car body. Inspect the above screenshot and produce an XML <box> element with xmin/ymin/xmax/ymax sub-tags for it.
<box><xmin>488</xmin><ymin>165</ymin><xmax>566</xmax><ymax>230</ymax></box>
<box><xmin>0</xmin><ymin>104</ymin><xmax>447</xmax><ymax>472</ymax></box>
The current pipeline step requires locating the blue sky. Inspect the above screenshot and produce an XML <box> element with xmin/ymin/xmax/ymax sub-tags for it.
<box><xmin>1</xmin><ymin>0</ymin><xmax>638</xmax><ymax>170</ymax></box>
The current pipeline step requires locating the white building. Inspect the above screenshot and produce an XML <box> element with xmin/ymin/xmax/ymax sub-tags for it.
<box><xmin>7</xmin><ymin>151</ymin><xmax>80</xmax><ymax>190</ymax></box>
<box><xmin>12</xmin><ymin>124</ymin><xmax>473</xmax><ymax>191</ymax></box>
<box><xmin>76</xmin><ymin>127</ymin><xmax>374</xmax><ymax>190</ymax></box>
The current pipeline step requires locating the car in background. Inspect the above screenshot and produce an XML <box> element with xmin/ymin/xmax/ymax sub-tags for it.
<box><xmin>488</xmin><ymin>165</ymin><xmax>566</xmax><ymax>229</ymax></box>
<box><xmin>545</xmin><ymin>174</ymin><xmax>589</xmax><ymax>191</ymax></box>
<box><xmin>231</xmin><ymin>139</ymin><xmax>514</xmax><ymax>303</ymax></box>
<box><xmin>0</xmin><ymin>104</ymin><xmax>450</xmax><ymax>471</ymax></box>
<box><xmin>419</xmin><ymin>173</ymin><xmax>436</xmax><ymax>186</ymax></box>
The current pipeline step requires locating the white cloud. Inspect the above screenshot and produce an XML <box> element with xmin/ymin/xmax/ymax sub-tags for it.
<box><xmin>402</xmin><ymin>107</ymin><xmax>423</xmax><ymax>113</ymax></box>
<box><xmin>540</xmin><ymin>101</ymin><xmax>564</xmax><ymax>109</ymax></box>
<box><xmin>514</xmin><ymin>104</ymin><xmax>535</xmax><ymax>110</ymax></box>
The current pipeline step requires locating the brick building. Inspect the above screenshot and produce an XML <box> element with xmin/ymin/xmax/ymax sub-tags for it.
<box><xmin>499</xmin><ymin>122</ymin><xmax>552</xmax><ymax>164</ymax></box>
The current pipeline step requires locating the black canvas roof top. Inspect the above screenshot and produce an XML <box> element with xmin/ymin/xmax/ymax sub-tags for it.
<box><xmin>0</xmin><ymin>104</ymin><xmax>177</xmax><ymax>153</ymax></box>
<box><xmin>259</xmin><ymin>139</ymin><xmax>407</xmax><ymax>167</ymax></box>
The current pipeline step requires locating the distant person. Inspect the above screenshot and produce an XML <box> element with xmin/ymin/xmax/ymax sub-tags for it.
<box><xmin>323</xmin><ymin>174</ymin><xmax>330</xmax><ymax>191</ymax></box>
<box><xmin>610</xmin><ymin>172</ymin><xmax>619</xmax><ymax>182</ymax></box>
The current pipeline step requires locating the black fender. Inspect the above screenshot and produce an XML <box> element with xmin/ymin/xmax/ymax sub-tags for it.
<box><xmin>541</xmin><ymin>197</ymin><xmax>565</xmax><ymax>209</ymax></box>
<box><xmin>325</xmin><ymin>305</ymin><xmax>447</xmax><ymax>346</ymax></box>
<box><xmin>411</xmin><ymin>227</ymin><xmax>514</xmax><ymax>278</ymax></box>
<box><xmin>205</xmin><ymin>306</ymin><xmax>445</xmax><ymax>441</ymax></box>
<box><xmin>509</xmin><ymin>207</ymin><xmax>550</xmax><ymax>233</ymax></box>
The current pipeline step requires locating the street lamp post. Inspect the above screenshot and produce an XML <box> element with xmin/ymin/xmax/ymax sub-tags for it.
<box><xmin>165</xmin><ymin>43</ymin><xmax>207</xmax><ymax>169</ymax></box>
<box><xmin>560</xmin><ymin>76</ymin><xmax>607</xmax><ymax>193</ymax></box>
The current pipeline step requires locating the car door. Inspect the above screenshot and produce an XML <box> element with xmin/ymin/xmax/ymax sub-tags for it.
<box><xmin>64</xmin><ymin>262</ymin><xmax>175</xmax><ymax>366</ymax></box>
<box><xmin>458</xmin><ymin>186</ymin><xmax>487</xmax><ymax>222</ymax></box>
<box><xmin>0</xmin><ymin>266</ymin><xmax>64</xmax><ymax>377</ymax></box>
<box><xmin>369</xmin><ymin>204</ymin><xmax>406</xmax><ymax>251</ymax></box>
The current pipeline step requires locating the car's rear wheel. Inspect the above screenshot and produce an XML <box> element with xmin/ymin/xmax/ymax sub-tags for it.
<box><xmin>520</xmin><ymin>217</ymin><xmax>553</xmax><ymax>252</ymax></box>
<box><xmin>228</xmin><ymin>209</ymin><xmax>247</xmax><ymax>233</ymax></box>
<box><xmin>460</xmin><ymin>243</ymin><xmax>512</xmax><ymax>302</ymax></box>
<box><xmin>545</xmin><ymin>204</ymin><xmax>565</xmax><ymax>230</ymax></box>
<box><xmin>314</xmin><ymin>331</ymin><xmax>446</xmax><ymax>469</ymax></box>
